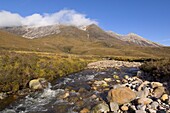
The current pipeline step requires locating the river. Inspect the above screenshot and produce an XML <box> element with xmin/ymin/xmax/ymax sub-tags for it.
<box><xmin>1</xmin><ymin>67</ymin><xmax>139</xmax><ymax>113</ymax></box>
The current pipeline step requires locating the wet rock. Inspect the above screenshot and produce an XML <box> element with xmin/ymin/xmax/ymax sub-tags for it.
<box><xmin>29</xmin><ymin>78</ymin><xmax>47</xmax><ymax>90</ymax></box>
<box><xmin>116</xmin><ymin>80</ymin><xmax>121</xmax><ymax>83</ymax></box>
<box><xmin>151</xmin><ymin>82</ymin><xmax>163</xmax><ymax>89</ymax></box>
<box><xmin>121</xmin><ymin>105</ymin><xmax>128</xmax><ymax>111</ymax></box>
<box><xmin>136</xmin><ymin>87</ymin><xmax>149</xmax><ymax>98</ymax></box>
<box><xmin>153</xmin><ymin>86</ymin><xmax>165</xmax><ymax>98</ymax></box>
<box><xmin>137</xmin><ymin>71</ymin><xmax>142</xmax><ymax>77</ymax></box>
<box><xmin>0</xmin><ymin>92</ymin><xmax>7</xmax><ymax>100</ymax></box>
<box><xmin>151</xmin><ymin>101</ymin><xmax>159</xmax><ymax>109</ymax></box>
<box><xmin>113</xmin><ymin>75</ymin><xmax>119</xmax><ymax>79</ymax></box>
<box><xmin>124</xmin><ymin>75</ymin><xmax>129</xmax><ymax>80</ymax></box>
<box><xmin>137</xmin><ymin>98</ymin><xmax>153</xmax><ymax>105</ymax></box>
<box><xmin>91</xmin><ymin>103</ymin><xmax>109</xmax><ymax>113</ymax></box>
<box><xmin>135</xmin><ymin>110</ymin><xmax>146</xmax><ymax>113</ymax></box>
<box><xmin>94</xmin><ymin>80</ymin><xmax>108</xmax><ymax>87</ymax></box>
<box><xmin>60</xmin><ymin>92</ymin><xmax>69</xmax><ymax>99</ymax></box>
<box><xmin>148</xmin><ymin>109</ymin><xmax>156</xmax><ymax>113</ymax></box>
<box><xmin>110</xmin><ymin>102</ymin><xmax>119</xmax><ymax>112</ymax></box>
<box><xmin>137</xmin><ymin>81</ymin><xmax>150</xmax><ymax>91</ymax></box>
<box><xmin>107</xmin><ymin>87</ymin><xmax>136</xmax><ymax>105</ymax></box>
<box><xmin>161</xmin><ymin>94</ymin><xmax>168</xmax><ymax>102</ymax></box>
<box><xmin>104</xmin><ymin>78</ymin><xmax>112</xmax><ymax>82</ymax></box>
<box><xmin>80</xmin><ymin>108</ymin><xmax>90</xmax><ymax>113</ymax></box>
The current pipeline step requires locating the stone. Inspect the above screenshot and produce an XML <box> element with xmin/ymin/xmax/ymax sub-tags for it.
<box><xmin>137</xmin><ymin>105</ymin><xmax>146</xmax><ymax>111</ymax></box>
<box><xmin>91</xmin><ymin>103</ymin><xmax>109</xmax><ymax>113</ymax></box>
<box><xmin>110</xmin><ymin>102</ymin><xmax>119</xmax><ymax>112</ymax></box>
<box><xmin>124</xmin><ymin>75</ymin><xmax>129</xmax><ymax>80</ymax></box>
<box><xmin>137</xmin><ymin>81</ymin><xmax>150</xmax><ymax>91</ymax></box>
<box><xmin>104</xmin><ymin>78</ymin><xmax>112</xmax><ymax>82</ymax></box>
<box><xmin>151</xmin><ymin>101</ymin><xmax>159</xmax><ymax>109</ymax></box>
<box><xmin>135</xmin><ymin>110</ymin><xmax>146</xmax><ymax>113</ymax></box>
<box><xmin>121</xmin><ymin>105</ymin><xmax>128</xmax><ymax>111</ymax></box>
<box><xmin>61</xmin><ymin>92</ymin><xmax>69</xmax><ymax>99</ymax></box>
<box><xmin>94</xmin><ymin>80</ymin><xmax>108</xmax><ymax>87</ymax></box>
<box><xmin>153</xmin><ymin>86</ymin><xmax>165</xmax><ymax>98</ymax></box>
<box><xmin>148</xmin><ymin>109</ymin><xmax>156</xmax><ymax>113</ymax></box>
<box><xmin>107</xmin><ymin>87</ymin><xmax>136</xmax><ymax>105</ymax></box>
<box><xmin>136</xmin><ymin>87</ymin><xmax>149</xmax><ymax>98</ymax></box>
<box><xmin>113</xmin><ymin>75</ymin><xmax>119</xmax><ymax>79</ymax></box>
<box><xmin>137</xmin><ymin>98</ymin><xmax>153</xmax><ymax>105</ymax></box>
<box><xmin>116</xmin><ymin>80</ymin><xmax>121</xmax><ymax>83</ymax></box>
<box><xmin>161</xmin><ymin>94</ymin><xmax>168</xmax><ymax>102</ymax></box>
<box><xmin>0</xmin><ymin>92</ymin><xmax>7</xmax><ymax>100</ymax></box>
<box><xmin>151</xmin><ymin>82</ymin><xmax>163</xmax><ymax>89</ymax></box>
<box><xmin>137</xmin><ymin>71</ymin><xmax>142</xmax><ymax>77</ymax></box>
<box><xmin>80</xmin><ymin>108</ymin><xmax>90</xmax><ymax>113</ymax></box>
<box><xmin>130</xmin><ymin>105</ymin><xmax>137</xmax><ymax>111</ymax></box>
<box><xmin>29</xmin><ymin>78</ymin><xmax>47</xmax><ymax>90</ymax></box>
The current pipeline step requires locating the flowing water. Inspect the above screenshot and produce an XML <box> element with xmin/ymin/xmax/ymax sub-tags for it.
<box><xmin>1</xmin><ymin>67</ymin><xmax>139</xmax><ymax>113</ymax></box>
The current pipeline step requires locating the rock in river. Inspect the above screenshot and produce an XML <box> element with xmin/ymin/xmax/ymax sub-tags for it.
<box><xmin>29</xmin><ymin>78</ymin><xmax>48</xmax><ymax>90</ymax></box>
<box><xmin>107</xmin><ymin>87</ymin><xmax>136</xmax><ymax>105</ymax></box>
<box><xmin>91</xmin><ymin>102</ymin><xmax>109</xmax><ymax>113</ymax></box>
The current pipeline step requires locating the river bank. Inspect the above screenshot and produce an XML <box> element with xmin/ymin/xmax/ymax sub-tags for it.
<box><xmin>1</xmin><ymin>60</ymin><xmax>170</xmax><ymax>113</ymax></box>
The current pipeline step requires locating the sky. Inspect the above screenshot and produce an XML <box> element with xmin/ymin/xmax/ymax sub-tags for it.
<box><xmin>0</xmin><ymin>0</ymin><xmax>170</xmax><ymax>46</ymax></box>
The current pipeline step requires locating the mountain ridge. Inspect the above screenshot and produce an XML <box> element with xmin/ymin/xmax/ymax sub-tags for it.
<box><xmin>1</xmin><ymin>24</ymin><xmax>162</xmax><ymax>47</ymax></box>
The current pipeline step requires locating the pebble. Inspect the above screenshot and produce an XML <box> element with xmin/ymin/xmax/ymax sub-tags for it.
<box><xmin>121</xmin><ymin>105</ymin><xmax>129</xmax><ymax>111</ymax></box>
<box><xmin>161</xmin><ymin>94</ymin><xmax>169</xmax><ymax>102</ymax></box>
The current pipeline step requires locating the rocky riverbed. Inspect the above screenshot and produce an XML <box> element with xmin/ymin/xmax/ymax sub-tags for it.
<box><xmin>1</xmin><ymin>60</ymin><xmax>170</xmax><ymax>113</ymax></box>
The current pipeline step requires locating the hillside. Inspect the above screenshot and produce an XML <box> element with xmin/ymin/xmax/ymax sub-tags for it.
<box><xmin>0</xmin><ymin>25</ymin><xmax>170</xmax><ymax>58</ymax></box>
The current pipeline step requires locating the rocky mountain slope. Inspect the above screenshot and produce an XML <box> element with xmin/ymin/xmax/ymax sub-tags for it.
<box><xmin>107</xmin><ymin>31</ymin><xmax>162</xmax><ymax>47</ymax></box>
<box><xmin>0</xmin><ymin>24</ymin><xmax>169</xmax><ymax>58</ymax></box>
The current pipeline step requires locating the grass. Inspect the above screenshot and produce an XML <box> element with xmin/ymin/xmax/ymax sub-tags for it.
<box><xmin>0</xmin><ymin>51</ymin><xmax>98</xmax><ymax>93</ymax></box>
<box><xmin>140</xmin><ymin>59</ymin><xmax>170</xmax><ymax>82</ymax></box>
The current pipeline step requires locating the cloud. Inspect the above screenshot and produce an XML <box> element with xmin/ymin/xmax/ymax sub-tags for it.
<box><xmin>0</xmin><ymin>9</ymin><xmax>98</xmax><ymax>27</ymax></box>
<box><xmin>0</xmin><ymin>11</ymin><xmax>23</xmax><ymax>27</ymax></box>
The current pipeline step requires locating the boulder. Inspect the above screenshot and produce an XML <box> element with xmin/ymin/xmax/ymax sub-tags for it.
<box><xmin>107</xmin><ymin>87</ymin><xmax>136</xmax><ymax>105</ymax></box>
<box><xmin>109</xmin><ymin>102</ymin><xmax>119</xmax><ymax>112</ymax></box>
<box><xmin>153</xmin><ymin>86</ymin><xmax>165</xmax><ymax>98</ymax></box>
<box><xmin>91</xmin><ymin>103</ymin><xmax>109</xmax><ymax>113</ymax></box>
<box><xmin>29</xmin><ymin>78</ymin><xmax>47</xmax><ymax>90</ymax></box>
<box><xmin>137</xmin><ymin>98</ymin><xmax>153</xmax><ymax>105</ymax></box>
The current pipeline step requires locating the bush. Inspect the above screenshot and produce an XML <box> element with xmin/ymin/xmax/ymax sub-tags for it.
<box><xmin>140</xmin><ymin>59</ymin><xmax>170</xmax><ymax>81</ymax></box>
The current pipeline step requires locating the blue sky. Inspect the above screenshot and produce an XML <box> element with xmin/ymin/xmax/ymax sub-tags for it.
<box><xmin>0</xmin><ymin>0</ymin><xmax>170</xmax><ymax>46</ymax></box>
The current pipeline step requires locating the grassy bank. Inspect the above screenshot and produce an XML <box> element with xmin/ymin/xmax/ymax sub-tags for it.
<box><xmin>140</xmin><ymin>59</ymin><xmax>170</xmax><ymax>82</ymax></box>
<box><xmin>0</xmin><ymin>51</ymin><xmax>97</xmax><ymax>93</ymax></box>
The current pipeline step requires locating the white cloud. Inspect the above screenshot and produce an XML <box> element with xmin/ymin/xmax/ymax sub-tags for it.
<box><xmin>0</xmin><ymin>11</ymin><xmax>23</xmax><ymax>27</ymax></box>
<box><xmin>0</xmin><ymin>9</ymin><xmax>98</xmax><ymax>27</ymax></box>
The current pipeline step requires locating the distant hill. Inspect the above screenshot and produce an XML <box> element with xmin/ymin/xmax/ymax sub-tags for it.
<box><xmin>0</xmin><ymin>24</ymin><xmax>169</xmax><ymax>58</ymax></box>
<box><xmin>106</xmin><ymin>31</ymin><xmax>162</xmax><ymax>47</ymax></box>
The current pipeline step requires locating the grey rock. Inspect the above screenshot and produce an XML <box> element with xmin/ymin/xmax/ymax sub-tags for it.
<box><xmin>135</xmin><ymin>110</ymin><xmax>146</xmax><ymax>113</ymax></box>
<box><xmin>110</xmin><ymin>102</ymin><xmax>119</xmax><ymax>112</ymax></box>
<box><xmin>91</xmin><ymin>102</ymin><xmax>109</xmax><ymax>113</ymax></box>
<box><xmin>136</xmin><ymin>87</ymin><xmax>149</xmax><ymax>98</ymax></box>
<box><xmin>151</xmin><ymin>101</ymin><xmax>159</xmax><ymax>110</ymax></box>
<box><xmin>148</xmin><ymin>109</ymin><xmax>156</xmax><ymax>113</ymax></box>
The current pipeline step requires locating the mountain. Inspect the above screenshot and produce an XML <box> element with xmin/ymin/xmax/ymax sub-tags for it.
<box><xmin>0</xmin><ymin>24</ymin><xmax>169</xmax><ymax>58</ymax></box>
<box><xmin>107</xmin><ymin>31</ymin><xmax>162</xmax><ymax>47</ymax></box>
